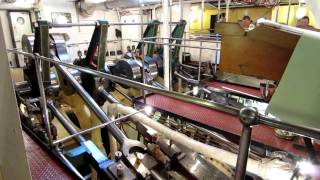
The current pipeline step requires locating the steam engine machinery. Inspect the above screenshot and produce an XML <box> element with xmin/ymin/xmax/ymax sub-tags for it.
<box><xmin>8</xmin><ymin>18</ymin><xmax>320</xmax><ymax>180</ymax></box>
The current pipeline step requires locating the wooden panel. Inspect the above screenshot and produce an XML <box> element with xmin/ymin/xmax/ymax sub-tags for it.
<box><xmin>216</xmin><ymin>23</ymin><xmax>301</xmax><ymax>81</ymax></box>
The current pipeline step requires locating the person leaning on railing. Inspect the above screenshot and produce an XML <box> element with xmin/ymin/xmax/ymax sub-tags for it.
<box><xmin>296</xmin><ymin>16</ymin><xmax>320</xmax><ymax>32</ymax></box>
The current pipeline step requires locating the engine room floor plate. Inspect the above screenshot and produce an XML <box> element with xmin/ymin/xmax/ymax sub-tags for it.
<box><xmin>22</xmin><ymin>131</ymin><xmax>75</xmax><ymax>180</ymax></box>
<box><xmin>143</xmin><ymin>94</ymin><xmax>308</xmax><ymax>157</ymax></box>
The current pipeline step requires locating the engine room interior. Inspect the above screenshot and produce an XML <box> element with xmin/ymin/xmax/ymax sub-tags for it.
<box><xmin>0</xmin><ymin>0</ymin><xmax>320</xmax><ymax>180</ymax></box>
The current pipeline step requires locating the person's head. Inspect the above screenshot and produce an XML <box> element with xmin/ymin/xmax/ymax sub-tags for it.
<box><xmin>135</xmin><ymin>49</ymin><xmax>141</xmax><ymax>57</ymax></box>
<box><xmin>242</xmin><ymin>15</ymin><xmax>252</xmax><ymax>29</ymax></box>
<box><xmin>219</xmin><ymin>13</ymin><xmax>226</xmax><ymax>22</ymax></box>
<box><xmin>127</xmin><ymin>45</ymin><xmax>131</xmax><ymax>52</ymax></box>
<box><xmin>297</xmin><ymin>16</ymin><xmax>310</xmax><ymax>27</ymax></box>
<box><xmin>132</xmin><ymin>45</ymin><xmax>136</xmax><ymax>51</ymax></box>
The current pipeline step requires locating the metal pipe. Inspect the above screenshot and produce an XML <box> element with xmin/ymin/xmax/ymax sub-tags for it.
<box><xmin>169</xmin><ymin>1</ymin><xmax>173</xmax><ymax>90</ymax></box>
<box><xmin>7</xmin><ymin>50</ymin><xmax>320</xmax><ymax>140</ymax></box>
<box><xmin>143</xmin><ymin>36</ymin><xmax>221</xmax><ymax>43</ymax></box>
<box><xmin>53</xmin><ymin>111</ymin><xmax>141</xmax><ymax>145</ymax></box>
<box><xmin>170</xmin><ymin>0</ymin><xmax>173</xmax><ymax>33</ymax></box>
<box><xmin>178</xmin><ymin>0</ymin><xmax>184</xmax><ymax>93</ymax></box>
<box><xmin>218</xmin><ymin>0</ymin><xmax>221</xmax><ymax>20</ymax></box>
<box><xmin>54</xmin><ymin>62</ymin><xmax>127</xmax><ymax>145</ymax></box>
<box><xmin>174</xmin><ymin>71</ymin><xmax>199</xmax><ymax>85</ymax></box>
<box><xmin>132</xmin><ymin>40</ymin><xmax>219</xmax><ymax>50</ymax></box>
<box><xmin>179</xmin><ymin>0</ymin><xmax>183</xmax><ymax>20</ymax></box>
<box><xmin>201</xmin><ymin>0</ymin><xmax>204</xmax><ymax>30</ymax></box>
<box><xmin>214</xmin><ymin>42</ymin><xmax>219</xmax><ymax>74</ymax></box>
<box><xmin>111</xmin><ymin>22</ymin><xmax>180</xmax><ymax>25</ymax></box>
<box><xmin>35</xmin><ymin>56</ymin><xmax>53</xmax><ymax>145</ymax></box>
<box><xmin>49</xmin><ymin>22</ymin><xmax>180</xmax><ymax>28</ymax></box>
<box><xmin>226</xmin><ymin>0</ymin><xmax>231</xmax><ymax>22</ymax></box>
<box><xmin>141</xmin><ymin>44</ymin><xmax>147</xmax><ymax>103</ymax></box>
<box><xmin>286</xmin><ymin>0</ymin><xmax>292</xmax><ymax>25</ymax></box>
<box><xmin>235</xmin><ymin>126</ymin><xmax>252</xmax><ymax>180</ymax></box>
<box><xmin>179</xmin><ymin>63</ymin><xmax>203</xmax><ymax>70</ymax></box>
<box><xmin>273</xmin><ymin>5</ymin><xmax>280</xmax><ymax>22</ymax></box>
<box><xmin>162</xmin><ymin>0</ymin><xmax>170</xmax><ymax>90</ymax></box>
<box><xmin>100</xmin><ymin>89</ymin><xmax>120</xmax><ymax>104</ymax></box>
<box><xmin>56</xmin><ymin>148</ymin><xmax>85</xmax><ymax>180</ymax></box>
<box><xmin>115</xmin><ymin>87</ymin><xmax>133</xmax><ymax>102</ymax></box>
<box><xmin>198</xmin><ymin>41</ymin><xmax>203</xmax><ymax>81</ymax></box>
<box><xmin>48</xmin><ymin>101</ymin><xmax>86</xmax><ymax>143</ymax></box>
<box><xmin>50</xmin><ymin>22</ymin><xmax>96</xmax><ymax>27</ymax></box>
<box><xmin>235</xmin><ymin>107</ymin><xmax>257</xmax><ymax>180</ymax></box>
<box><xmin>139</xmin><ymin>2</ymin><xmax>146</xmax><ymax>103</ymax></box>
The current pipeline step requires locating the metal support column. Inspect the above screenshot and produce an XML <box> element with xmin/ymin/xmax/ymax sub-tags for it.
<box><xmin>162</xmin><ymin>0</ymin><xmax>170</xmax><ymax>90</ymax></box>
<box><xmin>226</xmin><ymin>0</ymin><xmax>231</xmax><ymax>22</ymax></box>
<box><xmin>286</xmin><ymin>0</ymin><xmax>292</xmax><ymax>25</ymax></box>
<box><xmin>34</xmin><ymin>55</ymin><xmax>53</xmax><ymax>146</ymax></box>
<box><xmin>235</xmin><ymin>107</ymin><xmax>258</xmax><ymax>180</ymax></box>
<box><xmin>198</xmin><ymin>41</ymin><xmax>202</xmax><ymax>81</ymax></box>
<box><xmin>140</xmin><ymin>1</ymin><xmax>146</xmax><ymax>103</ymax></box>
<box><xmin>201</xmin><ymin>0</ymin><xmax>204</xmax><ymax>30</ymax></box>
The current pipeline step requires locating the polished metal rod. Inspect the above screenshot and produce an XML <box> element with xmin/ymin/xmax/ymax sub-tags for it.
<box><xmin>131</xmin><ymin>40</ymin><xmax>220</xmax><ymax>51</ymax></box>
<box><xmin>50</xmin><ymin>22</ymin><xmax>96</xmax><ymax>27</ymax></box>
<box><xmin>54</xmin><ymin>60</ymin><xmax>128</xmax><ymax>145</ymax></box>
<box><xmin>198</xmin><ymin>41</ymin><xmax>203</xmax><ymax>81</ymax></box>
<box><xmin>174</xmin><ymin>71</ymin><xmax>199</xmax><ymax>85</ymax></box>
<box><xmin>115</xmin><ymin>87</ymin><xmax>133</xmax><ymax>102</ymax></box>
<box><xmin>143</xmin><ymin>36</ymin><xmax>221</xmax><ymax>43</ymax></box>
<box><xmin>49</xmin><ymin>22</ymin><xmax>180</xmax><ymax>28</ymax></box>
<box><xmin>48</xmin><ymin>101</ymin><xmax>86</xmax><ymax>143</ymax></box>
<box><xmin>35</xmin><ymin>56</ymin><xmax>53</xmax><ymax>145</ymax></box>
<box><xmin>53</xmin><ymin>111</ymin><xmax>141</xmax><ymax>145</ymax></box>
<box><xmin>56</xmin><ymin>148</ymin><xmax>85</xmax><ymax>180</ymax></box>
<box><xmin>7</xmin><ymin>49</ymin><xmax>320</xmax><ymax>139</ymax></box>
<box><xmin>67</xmin><ymin>39</ymin><xmax>132</xmax><ymax>47</ymax></box>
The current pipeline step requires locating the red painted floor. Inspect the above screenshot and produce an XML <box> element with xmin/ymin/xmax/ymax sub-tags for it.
<box><xmin>22</xmin><ymin>131</ymin><xmax>75</xmax><ymax>180</ymax></box>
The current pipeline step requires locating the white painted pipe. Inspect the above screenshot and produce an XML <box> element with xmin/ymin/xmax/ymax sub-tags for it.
<box><xmin>108</xmin><ymin>103</ymin><xmax>304</xmax><ymax>180</ymax></box>
<box><xmin>179</xmin><ymin>0</ymin><xmax>183</xmax><ymax>20</ymax></box>
<box><xmin>201</xmin><ymin>0</ymin><xmax>204</xmax><ymax>30</ymax></box>
<box><xmin>226</xmin><ymin>0</ymin><xmax>231</xmax><ymax>22</ymax></box>
<box><xmin>162</xmin><ymin>0</ymin><xmax>170</xmax><ymax>90</ymax></box>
